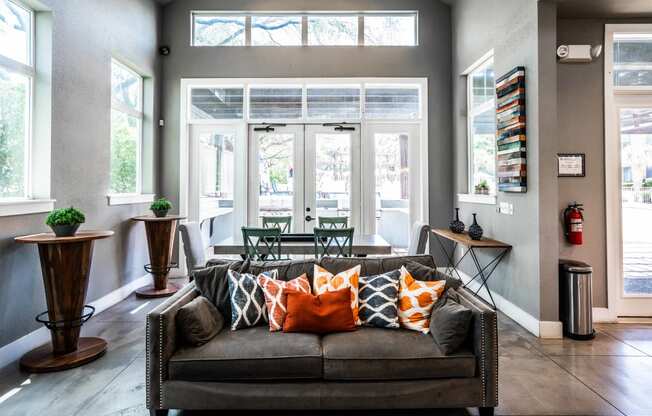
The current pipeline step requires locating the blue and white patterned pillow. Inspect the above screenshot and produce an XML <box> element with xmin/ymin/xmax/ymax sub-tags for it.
<box><xmin>358</xmin><ymin>269</ymin><xmax>401</xmax><ymax>329</ymax></box>
<box><xmin>227</xmin><ymin>269</ymin><xmax>274</xmax><ymax>330</ymax></box>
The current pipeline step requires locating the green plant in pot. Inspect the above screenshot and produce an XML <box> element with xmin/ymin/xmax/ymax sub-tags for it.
<box><xmin>46</xmin><ymin>207</ymin><xmax>86</xmax><ymax>237</ymax></box>
<box><xmin>150</xmin><ymin>198</ymin><xmax>172</xmax><ymax>218</ymax></box>
<box><xmin>474</xmin><ymin>180</ymin><xmax>490</xmax><ymax>195</ymax></box>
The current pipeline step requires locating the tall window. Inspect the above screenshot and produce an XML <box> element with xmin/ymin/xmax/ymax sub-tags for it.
<box><xmin>0</xmin><ymin>0</ymin><xmax>33</xmax><ymax>199</ymax></box>
<box><xmin>110</xmin><ymin>60</ymin><xmax>143</xmax><ymax>194</ymax></box>
<box><xmin>467</xmin><ymin>56</ymin><xmax>496</xmax><ymax>195</ymax></box>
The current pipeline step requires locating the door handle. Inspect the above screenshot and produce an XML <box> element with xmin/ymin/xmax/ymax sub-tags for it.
<box><xmin>305</xmin><ymin>215</ymin><xmax>314</xmax><ymax>222</ymax></box>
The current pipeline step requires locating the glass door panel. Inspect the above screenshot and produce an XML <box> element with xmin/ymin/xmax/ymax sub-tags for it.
<box><xmin>189</xmin><ymin>124</ymin><xmax>243</xmax><ymax>246</ymax></box>
<box><xmin>619</xmin><ymin>108</ymin><xmax>652</xmax><ymax>297</ymax></box>
<box><xmin>305</xmin><ymin>125</ymin><xmax>361</xmax><ymax>231</ymax></box>
<box><xmin>374</xmin><ymin>132</ymin><xmax>410</xmax><ymax>249</ymax></box>
<box><xmin>249</xmin><ymin>125</ymin><xmax>304</xmax><ymax>232</ymax></box>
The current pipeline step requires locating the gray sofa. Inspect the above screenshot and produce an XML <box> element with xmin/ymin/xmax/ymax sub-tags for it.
<box><xmin>146</xmin><ymin>255</ymin><xmax>498</xmax><ymax>416</ymax></box>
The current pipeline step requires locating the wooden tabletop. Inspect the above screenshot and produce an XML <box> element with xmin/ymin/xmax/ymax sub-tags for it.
<box><xmin>131</xmin><ymin>215</ymin><xmax>186</xmax><ymax>222</ymax></box>
<box><xmin>431</xmin><ymin>228</ymin><xmax>511</xmax><ymax>249</ymax></box>
<box><xmin>15</xmin><ymin>230</ymin><xmax>115</xmax><ymax>244</ymax></box>
<box><xmin>214</xmin><ymin>234</ymin><xmax>392</xmax><ymax>256</ymax></box>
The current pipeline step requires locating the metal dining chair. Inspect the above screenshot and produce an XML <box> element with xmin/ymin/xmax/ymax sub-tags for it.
<box><xmin>242</xmin><ymin>227</ymin><xmax>283</xmax><ymax>261</ymax></box>
<box><xmin>262</xmin><ymin>215</ymin><xmax>292</xmax><ymax>233</ymax></box>
<box><xmin>408</xmin><ymin>221</ymin><xmax>430</xmax><ymax>255</ymax></box>
<box><xmin>314</xmin><ymin>227</ymin><xmax>354</xmax><ymax>258</ymax></box>
<box><xmin>318</xmin><ymin>216</ymin><xmax>348</xmax><ymax>229</ymax></box>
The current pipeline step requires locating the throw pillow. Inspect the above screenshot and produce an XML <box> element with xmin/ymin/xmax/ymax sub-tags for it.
<box><xmin>358</xmin><ymin>269</ymin><xmax>400</xmax><ymax>328</ymax></box>
<box><xmin>176</xmin><ymin>296</ymin><xmax>224</xmax><ymax>346</ymax></box>
<box><xmin>192</xmin><ymin>260</ymin><xmax>248</xmax><ymax>324</ymax></box>
<box><xmin>227</xmin><ymin>269</ymin><xmax>271</xmax><ymax>330</ymax></box>
<box><xmin>398</xmin><ymin>266</ymin><xmax>446</xmax><ymax>333</ymax></box>
<box><xmin>313</xmin><ymin>265</ymin><xmax>362</xmax><ymax>325</ymax></box>
<box><xmin>429</xmin><ymin>289</ymin><xmax>473</xmax><ymax>354</ymax></box>
<box><xmin>404</xmin><ymin>260</ymin><xmax>462</xmax><ymax>290</ymax></box>
<box><xmin>283</xmin><ymin>288</ymin><xmax>356</xmax><ymax>334</ymax></box>
<box><xmin>257</xmin><ymin>273</ymin><xmax>311</xmax><ymax>332</ymax></box>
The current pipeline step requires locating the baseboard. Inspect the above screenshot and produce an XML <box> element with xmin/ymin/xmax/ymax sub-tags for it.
<box><xmin>0</xmin><ymin>275</ymin><xmax>150</xmax><ymax>370</ymax></box>
<box><xmin>443</xmin><ymin>267</ymin><xmax>562</xmax><ymax>338</ymax></box>
<box><xmin>593</xmin><ymin>307</ymin><xmax>617</xmax><ymax>323</ymax></box>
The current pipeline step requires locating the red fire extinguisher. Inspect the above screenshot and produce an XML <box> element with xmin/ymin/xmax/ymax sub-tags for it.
<box><xmin>563</xmin><ymin>202</ymin><xmax>584</xmax><ymax>245</ymax></box>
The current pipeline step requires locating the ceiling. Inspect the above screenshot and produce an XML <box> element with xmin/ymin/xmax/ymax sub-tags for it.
<box><xmin>156</xmin><ymin>0</ymin><xmax>652</xmax><ymax>18</ymax></box>
<box><xmin>555</xmin><ymin>0</ymin><xmax>652</xmax><ymax>18</ymax></box>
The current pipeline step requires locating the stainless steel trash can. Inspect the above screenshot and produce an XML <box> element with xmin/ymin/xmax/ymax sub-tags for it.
<box><xmin>559</xmin><ymin>259</ymin><xmax>595</xmax><ymax>340</ymax></box>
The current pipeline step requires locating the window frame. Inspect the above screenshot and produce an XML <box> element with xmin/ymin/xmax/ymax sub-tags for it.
<box><xmin>0</xmin><ymin>0</ymin><xmax>35</xmax><ymax>202</ymax></box>
<box><xmin>461</xmin><ymin>51</ymin><xmax>497</xmax><ymax>204</ymax></box>
<box><xmin>190</xmin><ymin>11</ymin><xmax>418</xmax><ymax>47</ymax></box>
<box><xmin>108</xmin><ymin>58</ymin><xmax>146</xmax><ymax>198</ymax></box>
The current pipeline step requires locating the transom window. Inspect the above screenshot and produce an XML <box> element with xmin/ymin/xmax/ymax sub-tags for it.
<box><xmin>0</xmin><ymin>0</ymin><xmax>33</xmax><ymax>199</ymax></box>
<box><xmin>187</xmin><ymin>80</ymin><xmax>422</xmax><ymax>122</ymax></box>
<box><xmin>613</xmin><ymin>33</ymin><xmax>652</xmax><ymax>88</ymax></box>
<box><xmin>110</xmin><ymin>60</ymin><xmax>143</xmax><ymax>194</ymax></box>
<box><xmin>466</xmin><ymin>55</ymin><xmax>496</xmax><ymax>196</ymax></box>
<box><xmin>191</xmin><ymin>11</ymin><xmax>418</xmax><ymax>47</ymax></box>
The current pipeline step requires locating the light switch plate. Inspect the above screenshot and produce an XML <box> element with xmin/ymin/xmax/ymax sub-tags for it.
<box><xmin>499</xmin><ymin>202</ymin><xmax>513</xmax><ymax>215</ymax></box>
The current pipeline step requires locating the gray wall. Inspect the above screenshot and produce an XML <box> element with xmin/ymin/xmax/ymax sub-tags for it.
<box><xmin>0</xmin><ymin>0</ymin><xmax>161</xmax><ymax>349</ymax></box>
<box><xmin>159</xmin><ymin>0</ymin><xmax>453</xmax><ymax>251</ymax></box>
<box><xmin>450</xmin><ymin>0</ymin><xmax>554</xmax><ymax>320</ymax></box>
<box><xmin>556</xmin><ymin>17</ymin><xmax>652</xmax><ymax>308</ymax></box>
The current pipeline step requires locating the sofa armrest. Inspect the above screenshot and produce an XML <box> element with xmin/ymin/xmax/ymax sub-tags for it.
<box><xmin>146</xmin><ymin>282</ymin><xmax>199</xmax><ymax>410</ymax></box>
<box><xmin>456</xmin><ymin>287</ymin><xmax>498</xmax><ymax>408</ymax></box>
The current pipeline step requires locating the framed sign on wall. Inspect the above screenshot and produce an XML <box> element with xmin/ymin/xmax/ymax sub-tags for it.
<box><xmin>557</xmin><ymin>153</ymin><xmax>586</xmax><ymax>177</ymax></box>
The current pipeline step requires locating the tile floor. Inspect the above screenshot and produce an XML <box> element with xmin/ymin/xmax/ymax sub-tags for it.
<box><xmin>1</xmin><ymin>279</ymin><xmax>652</xmax><ymax>416</ymax></box>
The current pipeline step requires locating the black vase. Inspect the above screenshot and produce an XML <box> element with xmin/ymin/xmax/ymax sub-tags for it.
<box><xmin>50</xmin><ymin>223</ymin><xmax>80</xmax><ymax>237</ymax></box>
<box><xmin>152</xmin><ymin>209</ymin><xmax>168</xmax><ymax>218</ymax></box>
<box><xmin>449</xmin><ymin>208</ymin><xmax>465</xmax><ymax>234</ymax></box>
<box><xmin>468</xmin><ymin>213</ymin><xmax>483</xmax><ymax>240</ymax></box>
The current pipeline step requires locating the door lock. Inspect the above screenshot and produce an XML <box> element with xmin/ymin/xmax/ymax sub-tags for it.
<box><xmin>305</xmin><ymin>215</ymin><xmax>314</xmax><ymax>222</ymax></box>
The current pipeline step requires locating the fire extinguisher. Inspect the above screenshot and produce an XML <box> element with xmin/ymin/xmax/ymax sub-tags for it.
<box><xmin>563</xmin><ymin>202</ymin><xmax>584</xmax><ymax>245</ymax></box>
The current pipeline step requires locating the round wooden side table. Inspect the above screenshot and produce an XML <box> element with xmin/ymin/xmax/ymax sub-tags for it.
<box><xmin>132</xmin><ymin>215</ymin><xmax>186</xmax><ymax>298</ymax></box>
<box><xmin>15</xmin><ymin>230</ymin><xmax>114</xmax><ymax>373</ymax></box>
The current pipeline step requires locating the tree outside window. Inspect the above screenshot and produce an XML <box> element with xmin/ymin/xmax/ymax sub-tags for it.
<box><xmin>110</xmin><ymin>60</ymin><xmax>143</xmax><ymax>194</ymax></box>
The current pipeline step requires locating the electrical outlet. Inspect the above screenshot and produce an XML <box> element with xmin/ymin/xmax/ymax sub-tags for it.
<box><xmin>499</xmin><ymin>202</ymin><xmax>513</xmax><ymax>215</ymax></box>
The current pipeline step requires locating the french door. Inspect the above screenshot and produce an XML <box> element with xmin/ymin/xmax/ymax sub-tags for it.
<box><xmin>248</xmin><ymin>124</ymin><xmax>361</xmax><ymax>233</ymax></box>
<box><xmin>611</xmin><ymin>99</ymin><xmax>652</xmax><ymax>317</ymax></box>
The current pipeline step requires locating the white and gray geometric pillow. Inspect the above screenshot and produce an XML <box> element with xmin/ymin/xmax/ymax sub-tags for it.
<box><xmin>227</xmin><ymin>269</ymin><xmax>273</xmax><ymax>330</ymax></box>
<box><xmin>358</xmin><ymin>269</ymin><xmax>401</xmax><ymax>329</ymax></box>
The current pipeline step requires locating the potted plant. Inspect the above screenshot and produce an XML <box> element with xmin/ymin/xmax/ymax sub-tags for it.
<box><xmin>150</xmin><ymin>198</ymin><xmax>172</xmax><ymax>218</ymax></box>
<box><xmin>46</xmin><ymin>207</ymin><xmax>86</xmax><ymax>237</ymax></box>
<box><xmin>475</xmin><ymin>180</ymin><xmax>490</xmax><ymax>195</ymax></box>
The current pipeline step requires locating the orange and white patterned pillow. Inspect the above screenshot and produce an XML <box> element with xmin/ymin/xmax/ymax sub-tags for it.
<box><xmin>398</xmin><ymin>266</ymin><xmax>446</xmax><ymax>333</ymax></box>
<box><xmin>313</xmin><ymin>265</ymin><xmax>361</xmax><ymax>325</ymax></box>
<box><xmin>257</xmin><ymin>273</ymin><xmax>311</xmax><ymax>332</ymax></box>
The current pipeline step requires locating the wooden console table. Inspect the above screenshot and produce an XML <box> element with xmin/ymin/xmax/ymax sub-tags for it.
<box><xmin>15</xmin><ymin>230</ymin><xmax>114</xmax><ymax>372</ymax></box>
<box><xmin>431</xmin><ymin>228</ymin><xmax>512</xmax><ymax>309</ymax></box>
<box><xmin>132</xmin><ymin>215</ymin><xmax>185</xmax><ymax>298</ymax></box>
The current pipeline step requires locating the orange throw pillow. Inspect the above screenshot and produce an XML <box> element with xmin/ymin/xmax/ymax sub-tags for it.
<box><xmin>313</xmin><ymin>265</ymin><xmax>361</xmax><ymax>325</ymax></box>
<box><xmin>257</xmin><ymin>273</ymin><xmax>311</xmax><ymax>332</ymax></box>
<box><xmin>398</xmin><ymin>266</ymin><xmax>446</xmax><ymax>333</ymax></box>
<box><xmin>283</xmin><ymin>288</ymin><xmax>356</xmax><ymax>334</ymax></box>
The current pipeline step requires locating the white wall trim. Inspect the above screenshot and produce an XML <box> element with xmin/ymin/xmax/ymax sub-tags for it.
<box><xmin>593</xmin><ymin>307</ymin><xmax>618</xmax><ymax>323</ymax></box>
<box><xmin>457</xmin><ymin>193</ymin><xmax>496</xmax><ymax>205</ymax></box>
<box><xmin>0</xmin><ymin>199</ymin><xmax>55</xmax><ymax>217</ymax></box>
<box><xmin>444</xmin><ymin>267</ymin><xmax>562</xmax><ymax>338</ymax></box>
<box><xmin>0</xmin><ymin>274</ymin><xmax>150</xmax><ymax>369</ymax></box>
<box><xmin>107</xmin><ymin>193</ymin><xmax>155</xmax><ymax>206</ymax></box>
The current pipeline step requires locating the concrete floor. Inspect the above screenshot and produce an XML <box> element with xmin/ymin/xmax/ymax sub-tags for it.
<box><xmin>1</xmin><ymin>280</ymin><xmax>652</xmax><ymax>416</ymax></box>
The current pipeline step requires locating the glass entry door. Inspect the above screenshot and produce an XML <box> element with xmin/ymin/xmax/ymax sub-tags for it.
<box><xmin>617</xmin><ymin>105</ymin><xmax>652</xmax><ymax>316</ymax></box>
<box><xmin>248</xmin><ymin>124</ymin><xmax>361</xmax><ymax>233</ymax></box>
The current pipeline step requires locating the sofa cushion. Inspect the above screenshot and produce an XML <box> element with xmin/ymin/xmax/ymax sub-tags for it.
<box><xmin>322</xmin><ymin>327</ymin><xmax>476</xmax><ymax>381</ymax></box>
<box><xmin>192</xmin><ymin>260</ymin><xmax>248</xmax><ymax>324</ymax></box>
<box><xmin>247</xmin><ymin>259</ymin><xmax>318</xmax><ymax>282</ymax></box>
<box><xmin>319</xmin><ymin>255</ymin><xmax>436</xmax><ymax>277</ymax></box>
<box><xmin>169</xmin><ymin>326</ymin><xmax>322</xmax><ymax>381</ymax></box>
<box><xmin>176</xmin><ymin>296</ymin><xmax>224</xmax><ymax>346</ymax></box>
<box><xmin>358</xmin><ymin>269</ymin><xmax>400</xmax><ymax>329</ymax></box>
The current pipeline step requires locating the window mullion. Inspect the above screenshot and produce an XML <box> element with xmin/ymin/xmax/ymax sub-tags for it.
<box><xmin>358</xmin><ymin>15</ymin><xmax>364</xmax><ymax>46</ymax></box>
<box><xmin>0</xmin><ymin>55</ymin><xmax>35</xmax><ymax>78</ymax></box>
<box><xmin>245</xmin><ymin>15</ymin><xmax>252</xmax><ymax>46</ymax></box>
<box><xmin>301</xmin><ymin>15</ymin><xmax>308</xmax><ymax>46</ymax></box>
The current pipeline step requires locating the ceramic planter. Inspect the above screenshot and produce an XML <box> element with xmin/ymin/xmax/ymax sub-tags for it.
<box><xmin>50</xmin><ymin>223</ymin><xmax>81</xmax><ymax>237</ymax></box>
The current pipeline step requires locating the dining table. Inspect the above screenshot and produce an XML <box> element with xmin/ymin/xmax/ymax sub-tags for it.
<box><xmin>213</xmin><ymin>233</ymin><xmax>392</xmax><ymax>257</ymax></box>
